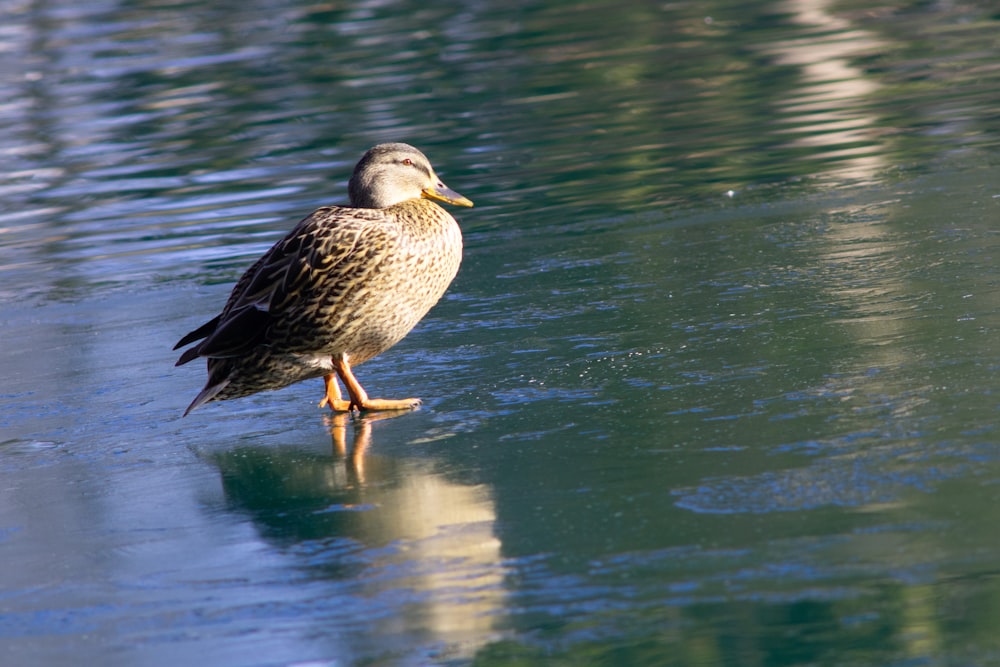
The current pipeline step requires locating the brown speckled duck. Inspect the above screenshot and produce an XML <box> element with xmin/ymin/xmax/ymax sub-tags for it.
<box><xmin>174</xmin><ymin>143</ymin><xmax>473</xmax><ymax>415</ymax></box>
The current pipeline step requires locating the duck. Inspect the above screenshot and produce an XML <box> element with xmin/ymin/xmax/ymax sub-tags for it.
<box><xmin>174</xmin><ymin>142</ymin><xmax>473</xmax><ymax>416</ymax></box>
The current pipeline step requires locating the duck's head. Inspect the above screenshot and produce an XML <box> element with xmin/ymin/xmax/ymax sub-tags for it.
<box><xmin>348</xmin><ymin>142</ymin><xmax>474</xmax><ymax>210</ymax></box>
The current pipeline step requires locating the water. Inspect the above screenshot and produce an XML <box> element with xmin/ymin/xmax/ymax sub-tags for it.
<box><xmin>3</xmin><ymin>0</ymin><xmax>1000</xmax><ymax>664</ymax></box>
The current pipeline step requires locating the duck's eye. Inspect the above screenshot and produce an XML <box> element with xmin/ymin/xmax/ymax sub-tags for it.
<box><xmin>401</xmin><ymin>158</ymin><xmax>413</xmax><ymax>166</ymax></box>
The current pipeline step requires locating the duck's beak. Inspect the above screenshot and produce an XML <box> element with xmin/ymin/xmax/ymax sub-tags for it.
<box><xmin>422</xmin><ymin>183</ymin><xmax>474</xmax><ymax>207</ymax></box>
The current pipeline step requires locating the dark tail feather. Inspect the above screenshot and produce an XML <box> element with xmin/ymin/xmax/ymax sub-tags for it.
<box><xmin>174</xmin><ymin>315</ymin><xmax>220</xmax><ymax>350</ymax></box>
<box><xmin>175</xmin><ymin>345</ymin><xmax>204</xmax><ymax>367</ymax></box>
<box><xmin>183</xmin><ymin>379</ymin><xmax>230</xmax><ymax>417</ymax></box>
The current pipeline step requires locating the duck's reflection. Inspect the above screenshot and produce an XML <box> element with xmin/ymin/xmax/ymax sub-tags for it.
<box><xmin>326</xmin><ymin>411</ymin><xmax>376</xmax><ymax>483</ymax></box>
<box><xmin>211</xmin><ymin>412</ymin><xmax>506</xmax><ymax>658</ymax></box>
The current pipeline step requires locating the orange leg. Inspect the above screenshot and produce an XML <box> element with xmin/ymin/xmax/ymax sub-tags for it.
<box><xmin>317</xmin><ymin>373</ymin><xmax>353</xmax><ymax>412</ymax></box>
<box><xmin>330</xmin><ymin>354</ymin><xmax>421</xmax><ymax>412</ymax></box>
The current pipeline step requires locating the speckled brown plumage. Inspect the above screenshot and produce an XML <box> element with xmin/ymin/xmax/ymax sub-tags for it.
<box><xmin>174</xmin><ymin>143</ymin><xmax>472</xmax><ymax>415</ymax></box>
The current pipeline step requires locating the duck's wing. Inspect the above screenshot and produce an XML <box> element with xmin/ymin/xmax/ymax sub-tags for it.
<box><xmin>174</xmin><ymin>206</ymin><xmax>392</xmax><ymax>365</ymax></box>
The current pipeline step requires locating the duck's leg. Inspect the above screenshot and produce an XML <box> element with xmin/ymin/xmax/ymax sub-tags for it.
<box><xmin>318</xmin><ymin>373</ymin><xmax>353</xmax><ymax>412</ymax></box>
<box><xmin>333</xmin><ymin>355</ymin><xmax>421</xmax><ymax>412</ymax></box>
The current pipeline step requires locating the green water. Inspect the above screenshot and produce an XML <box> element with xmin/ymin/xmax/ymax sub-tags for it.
<box><xmin>3</xmin><ymin>0</ymin><xmax>1000</xmax><ymax>665</ymax></box>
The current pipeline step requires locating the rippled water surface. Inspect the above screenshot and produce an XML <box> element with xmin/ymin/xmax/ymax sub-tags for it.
<box><xmin>4</xmin><ymin>0</ymin><xmax>1000</xmax><ymax>665</ymax></box>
